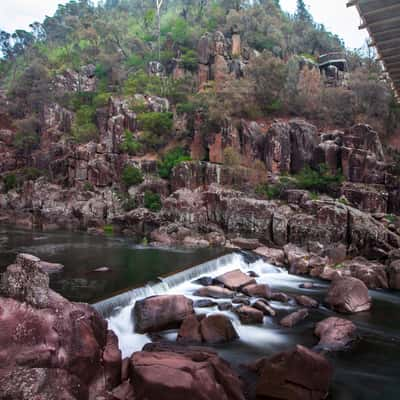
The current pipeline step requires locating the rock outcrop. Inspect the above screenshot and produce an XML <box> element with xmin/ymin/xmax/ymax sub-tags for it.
<box><xmin>315</xmin><ymin>317</ymin><xmax>357</xmax><ymax>350</ymax></box>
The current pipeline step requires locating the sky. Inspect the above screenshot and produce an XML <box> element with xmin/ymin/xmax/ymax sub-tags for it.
<box><xmin>0</xmin><ymin>0</ymin><xmax>369</xmax><ymax>50</ymax></box>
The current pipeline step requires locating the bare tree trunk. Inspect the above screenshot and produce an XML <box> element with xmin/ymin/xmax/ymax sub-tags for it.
<box><xmin>156</xmin><ymin>0</ymin><xmax>163</xmax><ymax>61</ymax></box>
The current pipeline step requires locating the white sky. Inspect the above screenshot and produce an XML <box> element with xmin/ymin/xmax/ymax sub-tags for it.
<box><xmin>0</xmin><ymin>0</ymin><xmax>369</xmax><ymax>50</ymax></box>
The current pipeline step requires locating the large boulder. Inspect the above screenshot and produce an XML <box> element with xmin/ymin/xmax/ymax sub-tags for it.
<box><xmin>133</xmin><ymin>295</ymin><xmax>194</xmax><ymax>333</ymax></box>
<box><xmin>235</xmin><ymin>305</ymin><xmax>264</xmax><ymax>324</ymax></box>
<box><xmin>215</xmin><ymin>269</ymin><xmax>256</xmax><ymax>290</ymax></box>
<box><xmin>315</xmin><ymin>317</ymin><xmax>357</xmax><ymax>350</ymax></box>
<box><xmin>388</xmin><ymin>260</ymin><xmax>400</xmax><ymax>289</ymax></box>
<box><xmin>200</xmin><ymin>314</ymin><xmax>239</xmax><ymax>344</ymax></box>
<box><xmin>253</xmin><ymin>345</ymin><xmax>333</xmax><ymax>400</ymax></box>
<box><xmin>0</xmin><ymin>254</ymin><xmax>121</xmax><ymax>399</ymax></box>
<box><xmin>254</xmin><ymin>246</ymin><xmax>285</xmax><ymax>266</ymax></box>
<box><xmin>130</xmin><ymin>344</ymin><xmax>246</xmax><ymax>400</ymax></box>
<box><xmin>280</xmin><ymin>309</ymin><xmax>309</xmax><ymax>328</ymax></box>
<box><xmin>325</xmin><ymin>277</ymin><xmax>371</xmax><ymax>313</ymax></box>
<box><xmin>343</xmin><ymin>257</ymin><xmax>389</xmax><ymax>289</ymax></box>
<box><xmin>194</xmin><ymin>285</ymin><xmax>235</xmax><ymax>299</ymax></box>
<box><xmin>241</xmin><ymin>283</ymin><xmax>272</xmax><ymax>299</ymax></box>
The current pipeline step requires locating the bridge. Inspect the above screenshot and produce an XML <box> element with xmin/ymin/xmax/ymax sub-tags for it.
<box><xmin>347</xmin><ymin>0</ymin><xmax>400</xmax><ymax>97</ymax></box>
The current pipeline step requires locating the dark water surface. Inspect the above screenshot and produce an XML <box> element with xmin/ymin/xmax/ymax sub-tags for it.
<box><xmin>0</xmin><ymin>227</ymin><xmax>226</xmax><ymax>303</ymax></box>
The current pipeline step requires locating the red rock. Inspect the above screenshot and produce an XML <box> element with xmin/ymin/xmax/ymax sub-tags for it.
<box><xmin>112</xmin><ymin>380</ymin><xmax>135</xmax><ymax>400</ymax></box>
<box><xmin>254</xmin><ymin>345</ymin><xmax>333</xmax><ymax>400</ymax></box>
<box><xmin>133</xmin><ymin>295</ymin><xmax>194</xmax><ymax>333</ymax></box>
<box><xmin>252</xmin><ymin>300</ymin><xmax>276</xmax><ymax>317</ymax></box>
<box><xmin>194</xmin><ymin>285</ymin><xmax>235</xmax><ymax>299</ymax></box>
<box><xmin>215</xmin><ymin>269</ymin><xmax>256</xmax><ymax>290</ymax></box>
<box><xmin>200</xmin><ymin>314</ymin><xmax>239</xmax><ymax>344</ymax></box>
<box><xmin>388</xmin><ymin>260</ymin><xmax>400</xmax><ymax>289</ymax></box>
<box><xmin>177</xmin><ymin>314</ymin><xmax>202</xmax><ymax>343</ymax></box>
<box><xmin>241</xmin><ymin>283</ymin><xmax>272</xmax><ymax>299</ymax></box>
<box><xmin>130</xmin><ymin>347</ymin><xmax>245</xmax><ymax>400</ymax></box>
<box><xmin>295</xmin><ymin>295</ymin><xmax>319</xmax><ymax>308</ymax></box>
<box><xmin>254</xmin><ymin>247</ymin><xmax>285</xmax><ymax>266</ymax></box>
<box><xmin>270</xmin><ymin>292</ymin><xmax>290</xmax><ymax>303</ymax></box>
<box><xmin>325</xmin><ymin>277</ymin><xmax>371</xmax><ymax>313</ymax></box>
<box><xmin>231</xmin><ymin>237</ymin><xmax>261</xmax><ymax>250</ymax></box>
<box><xmin>235</xmin><ymin>305</ymin><xmax>264</xmax><ymax>324</ymax></box>
<box><xmin>280</xmin><ymin>309</ymin><xmax>309</xmax><ymax>328</ymax></box>
<box><xmin>315</xmin><ymin>317</ymin><xmax>357</xmax><ymax>350</ymax></box>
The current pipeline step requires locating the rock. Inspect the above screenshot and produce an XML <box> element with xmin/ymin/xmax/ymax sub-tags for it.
<box><xmin>130</xmin><ymin>345</ymin><xmax>245</xmax><ymax>400</ymax></box>
<box><xmin>325</xmin><ymin>277</ymin><xmax>371</xmax><ymax>313</ymax></box>
<box><xmin>194</xmin><ymin>299</ymin><xmax>217</xmax><ymax>308</ymax></box>
<box><xmin>231</xmin><ymin>237</ymin><xmax>261</xmax><ymax>250</ymax></box>
<box><xmin>38</xmin><ymin>260</ymin><xmax>64</xmax><ymax>273</ymax></box>
<box><xmin>248</xmin><ymin>270</ymin><xmax>259</xmax><ymax>278</ymax></box>
<box><xmin>133</xmin><ymin>295</ymin><xmax>194</xmax><ymax>333</ymax></box>
<box><xmin>254</xmin><ymin>345</ymin><xmax>333</xmax><ymax>400</ymax></box>
<box><xmin>252</xmin><ymin>299</ymin><xmax>276</xmax><ymax>317</ymax></box>
<box><xmin>194</xmin><ymin>285</ymin><xmax>235</xmax><ymax>299</ymax></box>
<box><xmin>0</xmin><ymin>254</ymin><xmax>121</xmax><ymax>398</ymax></box>
<box><xmin>200</xmin><ymin>314</ymin><xmax>239</xmax><ymax>344</ymax></box>
<box><xmin>92</xmin><ymin>266</ymin><xmax>111</xmax><ymax>272</ymax></box>
<box><xmin>388</xmin><ymin>260</ymin><xmax>400</xmax><ymax>289</ymax></box>
<box><xmin>235</xmin><ymin>305</ymin><xmax>264</xmax><ymax>324</ymax></box>
<box><xmin>280</xmin><ymin>309</ymin><xmax>309</xmax><ymax>327</ymax></box>
<box><xmin>254</xmin><ymin>246</ymin><xmax>285</xmax><ymax>266</ymax></box>
<box><xmin>193</xmin><ymin>276</ymin><xmax>215</xmax><ymax>286</ymax></box>
<box><xmin>241</xmin><ymin>283</ymin><xmax>272</xmax><ymax>299</ymax></box>
<box><xmin>284</xmin><ymin>244</ymin><xmax>311</xmax><ymax>275</ymax></box>
<box><xmin>299</xmin><ymin>282</ymin><xmax>317</xmax><ymax>289</ymax></box>
<box><xmin>112</xmin><ymin>380</ymin><xmax>135</xmax><ymax>400</ymax></box>
<box><xmin>315</xmin><ymin>317</ymin><xmax>357</xmax><ymax>350</ymax></box>
<box><xmin>215</xmin><ymin>269</ymin><xmax>256</xmax><ymax>290</ymax></box>
<box><xmin>295</xmin><ymin>295</ymin><xmax>319</xmax><ymax>308</ymax></box>
<box><xmin>343</xmin><ymin>257</ymin><xmax>389</xmax><ymax>289</ymax></box>
<box><xmin>270</xmin><ymin>292</ymin><xmax>290</xmax><ymax>303</ymax></box>
<box><xmin>218</xmin><ymin>302</ymin><xmax>232</xmax><ymax>311</ymax></box>
<box><xmin>177</xmin><ymin>314</ymin><xmax>203</xmax><ymax>343</ymax></box>
<box><xmin>232</xmin><ymin>295</ymin><xmax>251</xmax><ymax>305</ymax></box>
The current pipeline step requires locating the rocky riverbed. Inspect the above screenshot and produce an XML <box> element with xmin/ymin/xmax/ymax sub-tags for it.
<box><xmin>1</xmin><ymin>249</ymin><xmax>400</xmax><ymax>400</ymax></box>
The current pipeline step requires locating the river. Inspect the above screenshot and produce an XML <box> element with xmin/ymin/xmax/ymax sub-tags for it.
<box><xmin>1</xmin><ymin>228</ymin><xmax>399</xmax><ymax>399</ymax></box>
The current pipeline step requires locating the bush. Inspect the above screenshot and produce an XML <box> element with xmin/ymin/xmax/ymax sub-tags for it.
<box><xmin>121</xmin><ymin>165</ymin><xmax>144</xmax><ymax>187</ymax></box>
<box><xmin>3</xmin><ymin>174</ymin><xmax>17</xmax><ymax>192</ymax></box>
<box><xmin>123</xmin><ymin>196</ymin><xmax>137</xmax><ymax>211</ymax></box>
<box><xmin>13</xmin><ymin>116</ymin><xmax>41</xmax><ymax>152</ymax></box>
<box><xmin>144</xmin><ymin>191</ymin><xmax>162</xmax><ymax>212</ymax></box>
<box><xmin>120</xmin><ymin>130</ymin><xmax>142</xmax><ymax>155</ymax></box>
<box><xmin>158</xmin><ymin>148</ymin><xmax>191</xmax><ymax>179</ymax></box>
<box><xmin>294</xmin><ymin>165</ymin><xmax>344</xmax><ymax>194</ymax></box>
<box><xmin>137</xmin><ymin>112</ymin><xmax>173</xmax><ymax>136</ymax></box>
<box><xmin>72</xmin><ymin>105</ymin><xmax>98</xmax><ymax>143</ymax></box>
<box><xmin>223</xmin><ymin>147</ymin><xmax>241</xmax><ymax>166</ymax></box>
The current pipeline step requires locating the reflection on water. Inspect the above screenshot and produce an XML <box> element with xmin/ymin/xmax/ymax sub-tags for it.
<box><xmin>0</xmin><ymin>227</ymin><xmax>226</xmax><ymax>303</ymax></box>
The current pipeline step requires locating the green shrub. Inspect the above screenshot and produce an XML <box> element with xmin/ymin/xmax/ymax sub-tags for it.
<box><xmin>122</xmin><ymin>165</ymin><xmax>144</xmax><ymax>187</ymax></box>
<box><xmin>93</xmin><ymin>92</ymin><xmax>111</xmax><ymax>108</ymax></box>
<box><xmin>293</xmin><ymin>165</ymin><xmax>344</xmax><ymax>194</ymax></box>
<box><xmin>123</xmin><ymin>196</ymin><xmax>137</xmax><ymax>211</ymax></box>
<box><xmin>137</xmin><ymin>112</ymin><xmax>173</xmax><ymax>136</ymax></box>
<box><xmin>176</xmin><ymin>102</ymin><xmax>197</xmax><ymax>115</ymax></box>
<box><xmin>144</xmin><ymin>191</ymin><xmax>162</xmax><ymax>212</ymax></box>
<box><xmin>255</xmin><ymin>182</ymin><xmax>288</xmax><ymax>200</ymax></box>
<box><xmin>158</xmin><ymin>148</ymin><xmax>191</xmax><ymax>179</ymax></box>
<box><xmin>3</xmin><ymin>174</ymin><xmax>17</xmax><ymax>192</ymax></box>
<box><xmin>83</xmin><ymin>182</ymin><xmax>94</xmax><ymax>192</ymax></box>
<box><xmin>120</xmin><ymin>130</ymin><xmax>142</xmax><ymax>155</ymax></box>
<box><xmin>181</xmin><ymin>50</ymin><xmax>198</xmax><ymax>72</ymax></box>
<box><xmin>103</xmin><ymin>224</ymin><xmax>114</xmax><ymax>235</ymax></box>
<box><xmin>72</xmin><ymin>105</ymin><xmax>98</xmax><ymax>142</ymax></box>
<box><xmin>223</xmin><ymin>147</ymin><xmax>241</xmax><ymax>166</ymax></box>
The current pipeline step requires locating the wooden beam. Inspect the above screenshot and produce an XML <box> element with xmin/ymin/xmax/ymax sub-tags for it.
<box><xmin>379</xmin><ymin>46</ymin><xmax>400</xmax><ymax>56</ymax></box>
<box><xmin>360</xmin><ymin>15</ymin><xmax>400</xmax><ymax>30</ymax></box>
<box><xmin>362</xmin><ymin>3</ymin><xmax>400</xmax><ymax>18</ymax></box>
<box><xmin>369</xmin><ymin>37</ymin><xmax>400</xmax><ymax>48</ymax></box>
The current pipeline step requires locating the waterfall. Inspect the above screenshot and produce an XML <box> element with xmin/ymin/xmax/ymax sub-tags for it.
<box><xmin>93</xmin><ymin>252</ymin><xmax>250</xmax><ymax>318</ymax></box>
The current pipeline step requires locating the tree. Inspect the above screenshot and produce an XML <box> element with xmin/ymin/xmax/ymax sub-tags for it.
<box><xmin>295</xmin><ymin>0</ymin><xmax>312</xmax><ymax>23</ymax></box>
<box><xmin>155</xmin><ymin>0</ymin><xmax>164</xmax><ymax>60</ymax></box>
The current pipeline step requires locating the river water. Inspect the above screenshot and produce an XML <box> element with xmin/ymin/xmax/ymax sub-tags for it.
<box><xmin>1</xmin><ymin>228</ymin><xmax>399</xmax><ymax>399</ymax></box>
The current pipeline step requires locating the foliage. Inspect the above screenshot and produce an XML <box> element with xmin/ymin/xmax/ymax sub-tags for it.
<box><xmin>123</xmin><ymin>196</ymin><xmax>137</xmax><ymax>211</ymax></box>
<box><xmin>120</xmin><ymin>130</ymin><xmax>143</xmax><ymax>155</ymax></box>
<box><xmin>137</xmin><ymin>112</ymin><xmax>173</xmax><ymax>136</ymax></box>
<box><xmin>223</xmin><ymin>147</ymin><xmax>241</xmax><ymax>167</ymax></box>
<box><xmin>158</xmin><ymin>147</ymin><xmax>191</xmax><ymax>178</ymax></box>
<box><xmin>144</xmin><ymin>190</ymin><xmax>162</xmax><ymax>212</ymax></box>
<box><xmin>83</xmin><ymin>181</ymin><xmax>94</xmax><ymax>191</ymax></box>
<box><xmin>3</xmin><ymin>174</ymin><xmax>17</xmax><ymax>192</ymax></box>
<box><xmin>103</xmin><ymin>224</ymin><xmax>114</xmax><ymax>234</ymax></box>
<box><xmin>13</xmin><ymin>116</ymin><xmax>41</xmax><ymax>152</ymax></box>
<box><xmin>121</xmin><ymin>165</ymin><xmax>144</xmax><ymax>187</ymax></box>
<box><xmin>293</xmin><ymin>165</ymin><xmax>344</xmax><ymax>194</ymax></box>
<box><xmin>72</xmin><ymin>105</ymin><xmax>98</xmax><ymax>143</ymax></box>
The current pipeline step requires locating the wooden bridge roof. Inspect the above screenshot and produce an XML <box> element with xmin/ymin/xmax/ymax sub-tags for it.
<box><xmin>348</xmin><ymin>0</ymin><xmax>400</xmax><ymax>97</ymax></box>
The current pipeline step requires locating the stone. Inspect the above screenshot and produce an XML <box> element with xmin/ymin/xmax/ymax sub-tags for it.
<box><xmin>194</xmin><ymin>299</ymin><xmax>217</xmax><ymax>308</ymax></box>
<box><xmin>218</xmin><ymin>302</ymin><xmax>232</xmax><ymax>311</ymax></box>
<box><xmin>232</xmin><ymin>296</ymin><xmax>251</xmax><ymax>305</ymax></box>
<box><xmin>38</xmin><ymin>260</ymin><xmax>64</xmax><ymax>273</ymax></box>
<box><xmin>252</xmin><ymin>300</ymin><xmax>276</xmax><ymax>317</ymax></box>
<box><xmin>177</xmin><ymin>314</ymin><xmax>202</xmax><ymax>343</ymax></box>
<box><xmin>133</xmin><ymin>295</ymin><xmax>194</xmax><ymax>333</ymax></box>
<box><xmin>295</xmin><ymin>295</ymin><xmax>319</xmax><ymax>308</ymax></box>
<box><xmin>388</xmin><ymin>260</ymin><xmax>400</xmax><ymax>289</ymax></box>
<box><xmin>231</xmin><ymin>237</ymin><xmax>261</xmax><ymax>250</ymax></box>
<box><xmin>325</xmin><ymin>277</ymin><xmax>371</xmax><ymax>313</ymax></box>
<box><xmin>130</xmin><ymin>345</ymin><xmax>245</xmax><ymax>400</ymax></box>
<box><xmin>280</xmin><ymin>309</ymin><xmax>309</xmax><ymax>327</ymax></box>
<box><xmin>194</xmin><ymin>286</ymin><xmax>235</xmax><ymax>299</ymax></box>
<box><xmin>284</xmin><ymin>244</ymin><xmax>311</xmax><ymax>275</ymax></box>
<box><xmin>343</xmin><ymin>257</ymin><xmax>389</xmax><ymax>289</ymax></box>
<box><xmin>315</xmin><ymin>317</ymin><xmax>357</xmax><ymax>350</ymax></box>
<box><xmin>241</xmin><ymin>283</ymin><xmax>272</xmax><ymax>299</ymax></box>
<box><xmin>254</xmin><ymin>247</ymin><xmax>285</xmax><ymax>266</ymax></box>
<box><xmin>235</xmin><ymin>305</ymin><xmax>264</xmax><ymax>324</ymax></box>
<box><xmin>200</xmin><ymin>314</ymin><xmax>239</xmax><ymax>344</ymax></box>
<box><xmin>215</xmin><ymin>269</ymin><xmax>256</xmax><ymax>290</ymax></box>
<box><xmin>193</xmin><ymin>276</ymin><xmax>215</xmax><ymax>286</ymax></box>
<box><xmin>270</xmin><ymin>292</ymin><xmax>290</xmax><ymax>303</ymax></box>
<box><xmin>254</xmin><ymin>345</ymin><xmax>333</xmax><ymax>400</ymax></box>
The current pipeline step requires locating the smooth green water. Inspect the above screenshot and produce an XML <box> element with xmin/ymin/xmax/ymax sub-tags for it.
<box><xmin>0</xmin><ymin>227</ymin><xmax>226</xmax><ymax>303</ymax></box>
